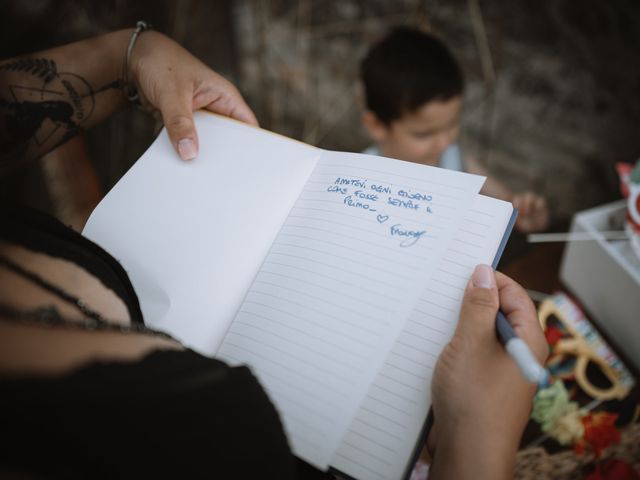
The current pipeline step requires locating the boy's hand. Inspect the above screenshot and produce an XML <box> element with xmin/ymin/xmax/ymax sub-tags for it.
<box><xmin>428</xmin><ymin>265</ymin><xmax>547</xmax><ymax>479</ymax></box>
<box><xmin>512</xmin><ymin>192</ymin><xmax>550</xmax><ymax>233</ymax></box>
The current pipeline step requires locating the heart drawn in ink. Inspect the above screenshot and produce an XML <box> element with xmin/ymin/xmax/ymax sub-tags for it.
<box><xmin>376</xmin><ymin>214</ymin><xmax>389</xmax><ymax>223</ymax></box>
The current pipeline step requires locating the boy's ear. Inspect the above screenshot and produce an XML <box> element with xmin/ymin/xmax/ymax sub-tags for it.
<box><xmin>362</xmin><ymin>110</ymin><xmax>389</xmax><ymax>143</ymax></box>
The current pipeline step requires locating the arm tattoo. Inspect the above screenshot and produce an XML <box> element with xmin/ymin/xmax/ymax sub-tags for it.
<box><xmin>0</xmin><ymin>57</ymin><xmax>120</xmax><ymax>169</ymax></box>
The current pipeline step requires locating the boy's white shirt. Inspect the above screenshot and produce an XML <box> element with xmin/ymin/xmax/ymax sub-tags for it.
<box><xmin>362</xmin><ymin>143</ymin><xmax>464</xmax><ymax>172</ymax></box>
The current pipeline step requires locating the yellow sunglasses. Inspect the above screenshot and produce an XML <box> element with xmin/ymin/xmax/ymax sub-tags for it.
<box><xmin>537</xmin><ymin>293</ymin><xmax>635</xmax><ymax>401</ymax></box>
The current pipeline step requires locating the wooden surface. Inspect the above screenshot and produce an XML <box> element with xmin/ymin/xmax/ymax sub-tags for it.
<box><xmin>500</xmin><ymin>242</ymin><xmax>566</xmax><ymax>296</ymax></box>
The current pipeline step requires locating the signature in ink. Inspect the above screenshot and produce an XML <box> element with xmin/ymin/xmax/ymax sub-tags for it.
<box><xmin>390</xmin><ymin>224</ymin><xmax>427</xmax><ymax>247</ymax></box>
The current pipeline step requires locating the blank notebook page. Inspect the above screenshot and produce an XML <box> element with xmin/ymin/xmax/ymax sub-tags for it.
<box><xmin>83</xmin><ymin>112</ymin><xmax>321</xmax><ymax>354</ymax></box>
<box><xmin>217</xmin><ymin>151</ymin><xmax>484</xmax><ymax>469</ymax></box>
<box><xmin>331</xmin><ymin>194</ymin><xmax>513</xmax><ymax>480</ymax></box>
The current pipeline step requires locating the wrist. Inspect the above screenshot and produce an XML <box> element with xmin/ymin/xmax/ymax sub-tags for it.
<box><xmin>122</xmin><ymin>22</ymin><xmax>153</xmax><ymax>104</ymax></box>
<box><xmin>429</xmin><ymin>421</ymin><xmax>519</xmax><ymax>480</ymax></box>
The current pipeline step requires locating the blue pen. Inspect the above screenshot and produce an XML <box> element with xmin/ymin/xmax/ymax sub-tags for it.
<box><xmin>489</xmin><ymin>206</ymin><xmax>549</xmax><ymax>388</ymax></box>
<box><xmin>496</xmin><ymin>310</ymin><xmax>550</xmax><ymax>388</ymax></box>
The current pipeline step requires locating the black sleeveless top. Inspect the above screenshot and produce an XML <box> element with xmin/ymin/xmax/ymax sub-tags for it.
<box><xmin>0</xmin><ymin>208</ymin><xmax>327</xmax><ymax>479</ymax></box>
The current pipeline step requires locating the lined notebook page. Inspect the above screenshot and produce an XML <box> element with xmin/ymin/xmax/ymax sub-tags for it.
<box><xmin>217</xmin><ymin>151</ymin><xmax>484</xmax><ymax>470</ymax></box>
<box><xmin>331</xmin><ymin>195</ymin><xmax>513</xmax><ymax>480</ymax></box>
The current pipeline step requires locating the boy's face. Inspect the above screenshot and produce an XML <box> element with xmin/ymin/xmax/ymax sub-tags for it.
<box><xmin>364</xmin><ymin>96</ymin><xmax>462</xmax><ymax>166</ymax></box>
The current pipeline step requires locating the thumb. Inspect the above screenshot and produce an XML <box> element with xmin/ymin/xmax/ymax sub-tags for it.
<box><xmin>456</xmin><ymin>264</ymin><xmax>500</xmax><ymax>339</ymax></box>
<box><xmin>160</xmin><ymin>91</ymin><xmax>199</xmax><ymax>161</ymax></box>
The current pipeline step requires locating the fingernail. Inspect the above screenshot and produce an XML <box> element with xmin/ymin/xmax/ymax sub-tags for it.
<box><xmin>471</xmin><ymin>264</ymin><xmax>495</xmax><ymax>289</ymax></box>
<box><xmin>178</xmin><ymin>138</ymin><xmax>197</xmax><ymax>160</ymax></box>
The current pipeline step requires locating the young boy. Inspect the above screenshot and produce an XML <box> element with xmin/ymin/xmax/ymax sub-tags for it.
<box><xmin>360</xmin><ymin>27</ymin><xmax>549</xmax><ymax>233</ymax></box>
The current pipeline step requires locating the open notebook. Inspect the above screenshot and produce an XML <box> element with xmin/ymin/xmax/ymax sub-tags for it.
<box><xmin>83</xmin><ymin>112</ymin><xmax>515</xmax><ymax>479</ymax></box>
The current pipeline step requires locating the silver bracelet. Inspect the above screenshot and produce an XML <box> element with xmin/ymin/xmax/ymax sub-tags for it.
<box><xmin>123</xmin><ymin>20</ymin><xmax>152</xmax><ymax>104</ymax></box>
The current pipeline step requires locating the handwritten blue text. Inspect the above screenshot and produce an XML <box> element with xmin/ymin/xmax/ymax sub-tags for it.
<box><xmin>390</xmin><ymin>224</ymin><xmax>427</xmax><ymax>247</ymax></box>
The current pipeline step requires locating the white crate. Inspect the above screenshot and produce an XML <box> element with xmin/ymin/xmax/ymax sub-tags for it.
<box><xmin>559</xmin><ymin>200</ymin><xmax>640</xmax><ymax>370</ymax></box>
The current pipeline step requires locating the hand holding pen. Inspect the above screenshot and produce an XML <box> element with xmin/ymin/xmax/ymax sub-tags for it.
<box><xmin>496</xmin><ymin>310</ymin><xmax>550</xmax><ymax>387</ymax></box>
<box><xmin>429</xmin><ymin>265</ymin><xmax>549</xmax><ymax>480</ymax></box>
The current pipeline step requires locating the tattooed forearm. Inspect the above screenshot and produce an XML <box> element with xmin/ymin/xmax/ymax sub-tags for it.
<box><xmin>0</xmin><ymin>57</ymin><xmax>121</xmax><ymax>170</ymax></box>
<box><xmin>0</xmin><ymin>58</ymin><xmax>58</xmax><ymax>82</ymax></box>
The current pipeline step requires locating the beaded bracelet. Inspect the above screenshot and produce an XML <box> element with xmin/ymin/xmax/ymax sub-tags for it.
<box><xmin>122</xmin><ymin>21</ymin><xmax>152</xmax><ymax>105</ymax></box>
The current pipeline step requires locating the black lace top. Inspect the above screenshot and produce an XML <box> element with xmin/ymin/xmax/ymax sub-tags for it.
<box><xmin>0</xmin><ymin>207</ymin><xmax>326</xmax><ymax>479</ymax></box>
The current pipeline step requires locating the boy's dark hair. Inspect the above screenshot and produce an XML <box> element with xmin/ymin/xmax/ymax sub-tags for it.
<box><xmin>361</xmin><ymin>27</ymin><xmax>464</xmax><ymax>125</ymax></box>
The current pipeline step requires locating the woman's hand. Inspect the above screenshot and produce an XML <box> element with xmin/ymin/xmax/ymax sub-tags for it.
<box><xmin>428</xmin><ymin>264</ymin><xmax>548</xmax><ymax>479</ymax></box>
<box><xmin>0</xmin><ymin>29</ymin><xmax>257</xmax><ymax>168</ymax></box>
<box><xmin>130</xmin><ymin>31</ymin><xmax>258</xmax><ymax>161</ymax></box>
